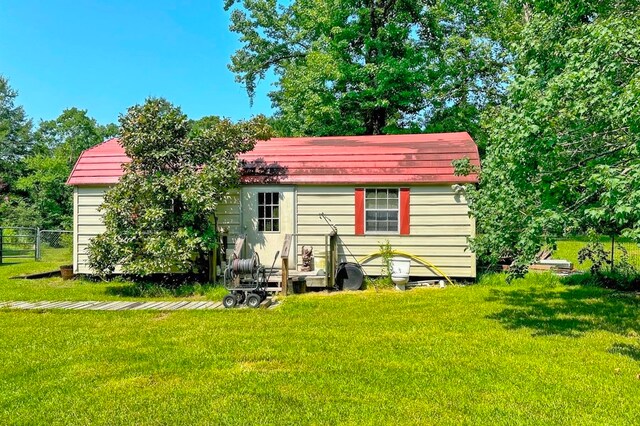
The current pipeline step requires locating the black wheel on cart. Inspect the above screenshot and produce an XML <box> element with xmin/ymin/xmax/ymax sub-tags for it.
<box><xmin>246</xmin><ymin>293</ymin><xmax>262</xmax><ymax>308</ymax></box>
<box><xmin>235</xmin><ymin>291</ymin><xmax>246</xmax><ymax>305</ymax></box>
<box><xmin>223</xmin><ymin>294</ymin><xmax>237</xmax><ymax>308</ymax></box>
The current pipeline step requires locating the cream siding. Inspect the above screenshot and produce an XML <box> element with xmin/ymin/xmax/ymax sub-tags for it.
<box><xmin>215</xmin><ymin>190</ymin><xmax>242</xmax><ymax>258</ymax></box>
<box><xmin>216</xmin><ymin>190</ymin><xmax>242</xmax><ymax>235</ymax></box>
<box><xmin>74</xmin><ymin>186</ymin><xmax>109</xmax><ymax>274</ymax></box>
<box><xmin>73</xmin><ymin>185</ymin><xmax>475</xmax><ymax>278</ymax></box>
<box><xmin>295</xmin><ymin>185</ymin><xmax>475</xmax><ymax>278</ymax></box>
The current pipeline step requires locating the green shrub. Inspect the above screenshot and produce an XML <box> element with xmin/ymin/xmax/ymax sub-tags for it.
<box><xmin>379</xmin><ymin>240</ymin><xmax>394</xmax><ymax>281</ymax></box>
<box><xmin>365</xmin><ymin>276</ymin><xmax>394</xmax><ymax>290</ymax></box>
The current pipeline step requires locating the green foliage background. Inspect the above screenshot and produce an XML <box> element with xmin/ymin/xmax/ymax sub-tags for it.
<box><xmin>0</xmin><ymin>77</ymin><xmax>117</xmax><ymax>230</ymax></box>
<box><xmin>461</xmin><ymin>1</ymin><xmax>640</xmax><ymax>274</ymax></box>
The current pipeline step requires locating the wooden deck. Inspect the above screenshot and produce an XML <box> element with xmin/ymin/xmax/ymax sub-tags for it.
<box><xmin>0</xmin><ymin>299</ymin><xmax>277</xmax><ymax>311</ymax></box>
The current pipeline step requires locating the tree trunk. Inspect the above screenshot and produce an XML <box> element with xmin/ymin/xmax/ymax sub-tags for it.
<box><xmin>362</xmin><ymin>1</ymin><xmax>387</xmax><ymax>135</ymax></box>
<box><xmin>523</xmin><ymin>3</ymin><xmax>532</xmax><ymax>24</ymax></box>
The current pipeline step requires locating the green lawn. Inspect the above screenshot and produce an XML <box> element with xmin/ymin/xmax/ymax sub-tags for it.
<box><xmin>0</xmin><ymin>265</ymin><xmax>639</xmax><ymax>424</ymax></box>
<box><xmin>0</xmin><ymin>251</ymin><xmax>226</xmax><ymax>302</ymax></box>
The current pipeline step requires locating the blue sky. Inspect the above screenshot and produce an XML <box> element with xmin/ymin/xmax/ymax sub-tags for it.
<box><xmin>0</xmin><ymin>0</ymin><xmax>274</xmax><ymax>125</ymax></box>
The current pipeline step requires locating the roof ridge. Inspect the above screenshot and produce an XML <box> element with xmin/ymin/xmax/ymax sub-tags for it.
<box><xmin>65</xmin><ymin>137</ymin><xmax>122</xmax><ymax>185</ymax></box>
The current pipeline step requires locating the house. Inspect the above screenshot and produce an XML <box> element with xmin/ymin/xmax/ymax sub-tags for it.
<box><xmin>67</xmin><ymin>133</ymin><xmax>480</xmax><ymax>279</ymax></box>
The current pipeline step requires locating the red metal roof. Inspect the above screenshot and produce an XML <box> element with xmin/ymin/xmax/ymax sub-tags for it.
<box><xmin>67</xmin><ymin>133</ymin><xmax>480</xmax><ymax>186</ymax></box>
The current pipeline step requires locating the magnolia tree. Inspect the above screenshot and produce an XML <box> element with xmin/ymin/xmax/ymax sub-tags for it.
<box><xmin>456</xmin><ymin>1</ymin><xmax>640</xmax><ymax>276</ymax></box>
<box><xmin>87</xmin><ymin>98</ymin><xmax>271</xmax><ymax>277</ymax></box>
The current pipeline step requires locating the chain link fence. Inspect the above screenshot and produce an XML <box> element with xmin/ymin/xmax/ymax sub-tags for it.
<box><xmin>0</xmin><ymin>227</ymin><xmax>72</xmax><ymax>265</ymax></box>
<box><xmin>37</xmin><ymin>230</ymin><xmax>73</xmax><ymax>264</ymax></box>
<box><xmin>555</xmin><ymin>235</ymin><xmax>640</xmax><ymax>271</ymax></box>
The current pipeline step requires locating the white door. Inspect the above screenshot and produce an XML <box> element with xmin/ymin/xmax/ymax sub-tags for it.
<box><xmin>241</xmin><ymin>186</ymin><xmax>294</xmax><ymax>268</ymax></box>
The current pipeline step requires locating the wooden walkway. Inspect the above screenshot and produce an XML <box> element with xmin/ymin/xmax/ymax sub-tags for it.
<box><xmin>0</xmin><ymin>299</ymin><xmax>275</xmax><ymax>311</ymax></box>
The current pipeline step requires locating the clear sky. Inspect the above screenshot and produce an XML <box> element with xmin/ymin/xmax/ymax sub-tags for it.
<box><xmin>0</xmin><ymin>0</ymin><xmax>274</xmax><ymax>125</ymax></box>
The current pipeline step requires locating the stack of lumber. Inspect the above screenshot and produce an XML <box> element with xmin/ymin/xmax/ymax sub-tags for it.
<box><xmin>528</xmin><ymin>259</ymin><xmax>574</xmax><ymax>274</ymax></box>
<box><xmin>501</xmin><ymin>249</ymin><xmax>575</xmax><ymax>275</ymax></box>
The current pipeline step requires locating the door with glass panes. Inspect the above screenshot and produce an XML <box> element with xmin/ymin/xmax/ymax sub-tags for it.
<box><xmin>241</xmin><ymin>186</ymin><xmax>294</xmax><ymax>267</ymax></box>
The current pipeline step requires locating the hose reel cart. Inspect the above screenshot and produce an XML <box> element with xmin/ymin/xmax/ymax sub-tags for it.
<box><xmin>223</xmin><ymin>251</ymin><xmax>278</xmax><ymax>308</ymax></box>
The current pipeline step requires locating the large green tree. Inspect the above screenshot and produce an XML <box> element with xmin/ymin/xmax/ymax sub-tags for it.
<box><xmin>0</xmin><ymin>75</ymin><xmax>32</xmax><ymax>193</ymax></box>
<box><xmin>88</xmin><ymin>99</ymin><xmax>271</xmax><ymax>277</ymax></box>
<box><xmin>459</xmin><ymin>1</ymin><xmax>640</xmax><ymax>274</ymax></box>
<box><xmin>225</xmin><ymin>0</ymin><xmax>508</xmax><ymax>137</ymax></box>
<box><xmin>16</xmin><ymin>108</ymin><xmax>117</xmax><ymax>229</ymax></box>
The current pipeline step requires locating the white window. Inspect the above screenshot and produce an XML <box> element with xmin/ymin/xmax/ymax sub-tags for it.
<box><xmin>365</xmin><ymin>188</ymin><xmax>399</xmax><ymax>233</ymax></box>
<box><xmin>258</xmin><ymin>192</ymin><xmax>280</xmax><ymax>232</ymax></box>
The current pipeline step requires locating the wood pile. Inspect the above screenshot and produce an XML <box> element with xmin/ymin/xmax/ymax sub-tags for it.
<box><xmin>501</xmin><ymin>249</ymin><xmax>576</xmax><ymax>275</ymax></box>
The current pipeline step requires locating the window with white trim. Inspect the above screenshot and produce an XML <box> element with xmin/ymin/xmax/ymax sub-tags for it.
<box><xmin>365</xmin><ymin>188</ymin><xmax>399</xmax><ymax>233</ymax></box>
<box><xmin>258</xmin><ymin>192</ymin><xmax>280</xmax><ymax>232</ymax></box>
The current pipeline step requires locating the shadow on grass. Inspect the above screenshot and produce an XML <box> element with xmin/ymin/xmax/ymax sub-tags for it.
<box><xmin>103</xmin><ymin>281</ymin><xmax>226</xmax><ymax>300</ymax></box>
<box><xmin>486</xmin><ymin>286</ymin><xmax>639</xmax><ymax>338</ymax></box>
<box><xmin>105</xmin><ymin>282</ymin><xmax>197</xmax><ymax>298</ymax></box>
<box><xmin>609</xmin><ymin>343</ymin><xmax>640</xmax><ymax>361</ymax></box>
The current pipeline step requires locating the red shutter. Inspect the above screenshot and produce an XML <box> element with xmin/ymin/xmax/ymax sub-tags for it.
<box><xmin>355</xmin><ymin>188</ymin><xmax>365</xmax><ymax>235</ymax></box>
<box><xmin>400</xmin><ymin>188</ymin><xmax>410</xmax><ymax>235</ymax></box>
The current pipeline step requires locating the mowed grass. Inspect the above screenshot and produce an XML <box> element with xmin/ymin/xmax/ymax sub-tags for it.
<box><xmin>0</xmin><ymin>251</ymin><xmax>226</xmax><ymax>302</ymax></box>
<box><xmin>1</xmin><ymin>272</ymin><xmax>639</xmax><ymax>424</ymax></box>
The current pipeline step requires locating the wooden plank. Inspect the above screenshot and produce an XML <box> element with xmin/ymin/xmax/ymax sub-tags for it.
<box><xmin>196</xmin><ymin>302</ymin><xmax>215</xmax><ymax>310</ymax></box>
<box><xmin>37</xmin><ymin>301</ymin><xmax>68</xmax><ymax>309</ymax></box>
<box><xmin>165</xmin><ymin>301</ymin><xmax>191</xmax><ymax>311</ymax></box>
<box><xmin>132</xmin><ymin>302</ymin><xmax>163</xmax><ymax>310</ymax></box>
<box><xmin>27</xmin><ymin>301</ymin><xmax>54</xmax><ymax>308</ymax></box>
<box><xmin>45</xmin><ymin>301</ymin><xmax>73</xmax><ymax>309</ymax></box>
<box><xmin>61</xmin><ymin>302</ymin><xmax>86</xmax><ymax>309</ymax></box>
<box><xmin>90</xmin><ymin>301</ymin><xmax>120</xmax><ymax>310</ymax></box>
<box><xmin>281</xmin><ymin>258</ymin><xmax>289</xmax><ymax>296</ymax></box>
<box><xmin>113</xmin><ymin>302</ymin><xmax>138</xmax><ymax>311</ymax></box>
<box><xmin>189</xmin><ymin>301</ymin><xmax>208</xmax><ymax>310</ymax></box>
<box><xmin>145</xmin><ymin>302</ymin><xmax>172</xmax><ymax>310</ymax></box>
<box><xmin>281</xmin><ymin>234</ymin><xmax>292</xmax><ymax>259</ymax></box>
<box><xmin>151</xmin><ymin>301</ymin><xmax>175</xmax><ymax>310</ymax></box>
<box><xmin>210</xmin><ymin>302</ymin><xmax>223</xmax><ymax>309</ymax></box>
<box><xmin>28</xmin><ymin>302</ymin><xmax>51</xmax><ymax>309</ymax></box>
<box><xmin>11</xmin><ymin>301</ymin><xmax>34</xmax><ymax>309</ymax></box>
<box><xmin>69</xmin><ymin>301</ymin><xmax>97</xmax><ymax>310</ymax></box>
<box><xmin>178</xmin><ymin>302</ymin><xmax>197</xmax><ymax>311</ymax></box>
<box><xmin>153</xmin><ymin>302</ymin><xmax>175</xmax><ymax>310</ymax></box>
<box><xmin>104</xmin><ymin>302</ymin><xmax>132</xmax><ymax>310</ymax></box>
<box><xmin>83</xmin><ymin>302</ymin><xmax>109</xmax><ymax>310</ymax></box>
<box><xmin>128</xmin><ymin>302</ymin><xmax>152</xmax><ymax>310</ymax></box>
<box><xmin>100</xmin><ymin>301</ymin><xmax>130</xmax><ymax>310</ymax></box>
<box><xmin>194</xmin><ymin>301</ymin><xmax>213</xmax><ymax>309</ymax></box>
<box><xmin>119</xmin><ymin>302</ymin><xmax>146</xmax><ymax>310</ymax></box>
<box><xmin>177</xmin><ymin>302</ymin><xmax>200</xmax><ymax>310</ymax></box>
<box><xmin>233</xmin><ymin>235</ymin><xmax>246</xmax><ymax>258</ymax></box>
<box><xmin>158</xmin><ymin>302</ymin><xmax>182</xmax><ymax>311</ymax></box>
<box><xmin>142</xmin><ymin>302</ymin><xmax>164</xmax><ymax>310</ymax></box>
